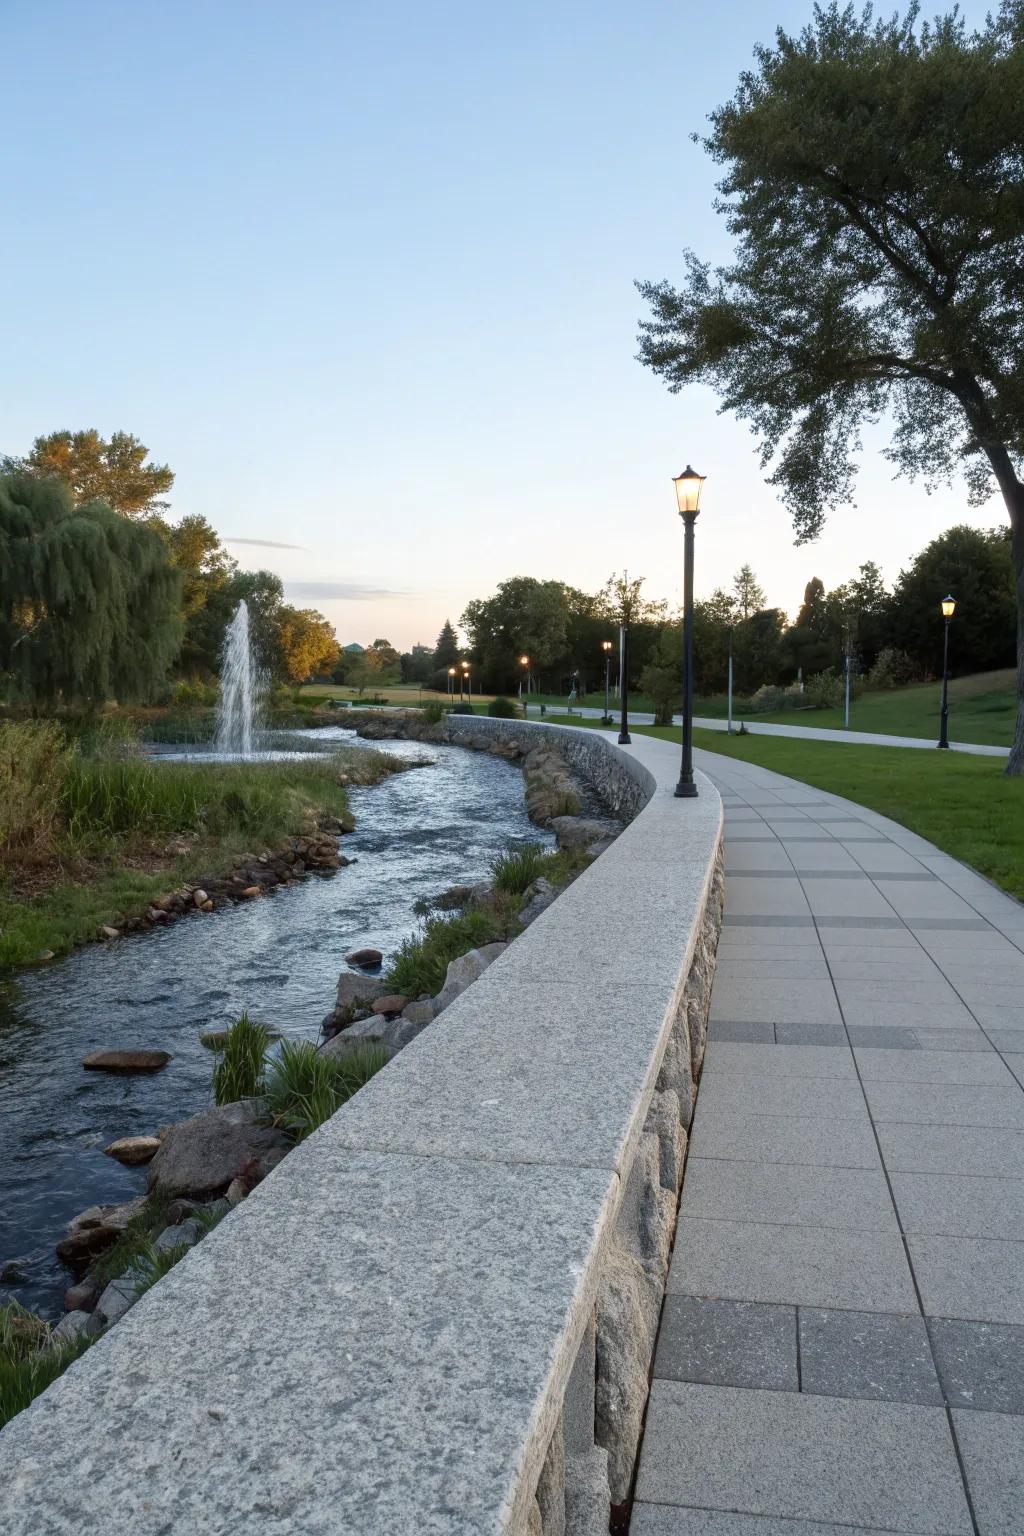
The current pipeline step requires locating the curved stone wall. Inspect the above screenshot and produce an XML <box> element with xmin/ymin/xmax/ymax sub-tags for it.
<box><xmin>0</xmin><ymin>724</ymin><xmax>723</xmax><ymax>1536</ymax></box>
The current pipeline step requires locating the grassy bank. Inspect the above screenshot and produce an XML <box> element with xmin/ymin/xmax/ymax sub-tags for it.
<box><xmin>0</xmin><ymin>722</ymin><xmax>401</xmax><ymax>967</ymax></box>
<box><xmin>544</xmin><ymin>714</ymin><xmax>1024</xmax><ymax>903</ymax></box>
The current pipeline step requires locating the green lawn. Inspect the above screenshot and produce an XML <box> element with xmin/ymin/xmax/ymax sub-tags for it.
<box><xmin>695</xmin><ymin>669</ymin><xmax>1017</xmax><ymax>747</ymax></box>
<box><xmin>544</xmin><ymin>713</ymin><xmax>1024</xmax><ymax>903</ymax></box>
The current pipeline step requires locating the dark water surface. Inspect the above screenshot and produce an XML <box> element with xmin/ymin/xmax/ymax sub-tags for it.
<box><xmin>0</xmin><ymin>727</ymin><xmax>548</xmax><ymax>1317</ymax></box>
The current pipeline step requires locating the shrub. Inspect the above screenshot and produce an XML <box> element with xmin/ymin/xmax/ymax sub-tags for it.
<box><xmin>805</xmin><ymin>669</ymin><xmax>848</xmax><ymax>709</ymax></box>
<box><xmin>487</xmin><ymin>696</ymin><xmax>520</xmax><ymax>718</ymax></box>
<box><xmin>748</xmin><ymin>684</ymin><xmax>788</xmax><ymax>713</ymax></box>
<box><xmin>450</xmin><ymin>702</ymin><xmax>474</xmax><ymax>715</ymax></box>
<box><xmin>211</xmin><ymin>1012</ymin><xmax>273</xmax><ymax>1105</ymax></box>
<box><xmin>491</xmin><ymin>842</ymin><xmax>547</xmax><ymax>894</ymax></box>
<box><xmin>869</xmin><ymin>647</ymin><xmax>920</xmax><ymax>689</ymax></box>
<box><xmin>171</xmin><ymin>679</ymin><xmax>219</xmax><ymax>708</ymax></box>
<box><xmin>422</xmin><ymin>700</ymin><xmax>446</xmax><ymax>724</ymax></box>
<box><xmin>264</xmin><ymin>1039</ymin><xmax>388</xmax><ymax>1141</ymax></box>
<box><xmin>385</xmin><ymin>908</ymin><xmax>506</xmax><ymax>996</ymax></box>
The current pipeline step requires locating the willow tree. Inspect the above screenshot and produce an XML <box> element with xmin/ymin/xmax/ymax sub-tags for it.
<box><xmin>637</xmin><ymin>2</ymin><xmax>1024</xmax><ymax>773</ymax></box>
<box><xmin>0</xmin><ymin>474</ymin><xmax>182</xmax><ymax>705</ymax></box>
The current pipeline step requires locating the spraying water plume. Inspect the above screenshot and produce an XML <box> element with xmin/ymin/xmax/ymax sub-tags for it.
<box><xmin>215</xmin><ymin>601</ymin><xmax>265</xmax><ymax>757</ymax></box>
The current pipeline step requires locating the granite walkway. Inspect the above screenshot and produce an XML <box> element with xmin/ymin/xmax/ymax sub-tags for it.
<box><xmin>632</xmin><ymin>747</ymin><xmax>1024</xmax><ymax>1536</ymax></box>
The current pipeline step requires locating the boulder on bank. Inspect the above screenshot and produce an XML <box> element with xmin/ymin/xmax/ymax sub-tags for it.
<box><xmin>335</xmin><ymin>973</ymin><xmax>388</xmax><ymax>1012</ymax></box>
<box><xmin>519</xmin><ymin>877</ymin><xmax>557</xmax><ymax>928</ymax></box>
<box><xmin>371</xmin><ymin>993</ymin><xmax>409</xmax><ymax>1017</ymax></box>
<box><xmin>104</xmin><ymin>1135</ymin><xmax>161</xmax><ymax>1166</ymax></box>
<box><xmin>345</xmin><ymin>946</ymin><xmax>383</xmax><ymax>968</ymax></box>
<box><xmin>434</xmin><ymin>942</ymin><xmax>507</xmax><ymax>1016</ymax></box>
<box><xmin>147</xmin><ymin>1099</ymin><xmax>287</xmax><ymax>1200</ymax></box>
<box><xmin>83</xmin><ymin>1049</ymin><xmax>172</xmax><ymax>1074</ymax></box>
<box><xmin>549</xmin><ymin>815</ymin><xmax>622</xmax><ymax>850</ymax></box>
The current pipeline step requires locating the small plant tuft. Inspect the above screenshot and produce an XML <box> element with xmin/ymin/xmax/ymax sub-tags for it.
<box><xmin>487</xmin><ymin>696</ymin><xmax>520</xmax><ymax>718</ymax></box>
<box><xmin>490</xmin><ymin>842</ymin><xmax>547</xmax><ymax>895</ymax></box>
<box><xmin>264</xmin><ymin>1039</ymin><xmax>388</xmax><ymax>1141</ymax></box>
<box><xmin>211</xmin><ymin>1012</ymin><xmax>272</xmax><ymax>1105</ymax></box>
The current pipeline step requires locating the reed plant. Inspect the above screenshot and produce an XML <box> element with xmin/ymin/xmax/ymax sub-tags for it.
<box><xmin>0</xmin><ymin>1301</ymin><xmax>93</xmax><ymax>1431</ymax></box>
<box><xmin>489</xmin><ymin>841</ymin><xmax>547</xmax><ymax>894</ymax></box>
<box><xmin>211</xmin><ymin>1011</ymin><xmax>273</xmax><ymax>1105</ymax></box>
<box><xmin>264</xmin><ymin>1039</ymin><xmax>388</xmax><ymax>1141</ymax></box>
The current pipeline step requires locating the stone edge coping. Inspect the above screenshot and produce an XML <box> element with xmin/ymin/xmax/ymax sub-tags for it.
<box><xmin>0</xmin><ymin>725</ymin><xmax>722</xmax><ymax>1536</ymax></box>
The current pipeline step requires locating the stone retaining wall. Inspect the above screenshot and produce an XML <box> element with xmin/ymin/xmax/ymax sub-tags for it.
<box><xmin>0</xmin><ymin>725</ymin><xmax>723</xmax><ymax>1536</ymax></box>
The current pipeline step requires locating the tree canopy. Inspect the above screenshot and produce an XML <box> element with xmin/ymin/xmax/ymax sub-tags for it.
<box><xmin>0</xmin><ymin>474</ymin><xmax>182</xmax><ymax>705</ymax></box>
<box><xmin>3</xmin><ymin>430</ymin><xmax>175</xmax><ymax>519</ymax></box>
<box><xmin>637</xmin><ymin>1</ymin><xmax>1024</xmax><ymax>770</ymax></box>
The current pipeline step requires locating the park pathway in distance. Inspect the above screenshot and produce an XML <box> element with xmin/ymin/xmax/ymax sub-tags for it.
<box><xmin>631</xmin><ymin>747</ymin><xmax>1024</xmax><ymax>1536</ymax></box>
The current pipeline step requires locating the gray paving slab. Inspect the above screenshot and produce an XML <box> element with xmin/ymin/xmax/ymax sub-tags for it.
<box><xmin>653</xmin><ymin>1296</ymin><xmax>798</xmax><ymax>1392</ymax></box>
<box><xmin>847</xmin><ymin>1025</ymin><xmax>923</xmax><ymax>1048</ymax></box>
<box><xmin>702</xmin><ymin>1042</ymin><xmax>856</xmax><ymax>1079</ymax></box>
<box><xmin>722</xmin><ymin>877</ymin><xmax>812</xmax><ymax>917</ymax></box>
<box><xmin>893</xmin><ymin>1170</ymin><xmax>1024</xmax><ymax>1239</ymax></box>
<box><xmin>631</xmin><ymin>1510</ymin><xmax>912</xmax><ymax>1536</ymax></box>
<box><xmin>709</xmin><ymin>978</ymin><xmax>843</xmax><ymax>1026</ymax></box>
<box><xmin>865</xmin><ymin>1081</ymin><xmax>1024</xmax><ymax>1130</ymax></box>
<box><xmin>681</xmin><ymin>1158</ymin><xmax>898</xmax><ymax>1232</ymax></box>
<box><xmin>909</xmin><ymin>1234</ymin><xmax>1024</xmax><ymax>1323</ymax></box>
<box><xmin>689</xmin><ymin>1110</ymin><xmax>882</xmax><ymax>1170</ymax></box>
<box><xmin>669</xmin><ymin>1217</ymin><xmax>917</xmax><ymax>1311</ymax></box>
<box><xmin>774</xmin><ymin>1023</ymin><xmax>849</xmax><ymax>1045</ymax></box>
<box><xmin>877</xmin><ymin>1123</ymin><xmax>1024</xmax><ymax>1178</ymax></box>
<box><xmin>1005</xmin><ymin>1055</ymin><xmax>1024</xmax><ymax>1090</ymax></box>
<box><xmin>950</xmin><ymin>1409</ymin><xmax>1024</xmax><ymax>1536</ymax></box>
<box><xmin>797</xmin><ymin>1307</ymin><xmax>943</xmax><ymax>1406</ymax></box>
<box><xmin>912</xmin><ymin>1029</ymin><xmax>996</xmax><ymax>1052</ymax></box>
<box><xmin>929</xmin><ymin>1317</ymin><xmax>1024</xmax><ymax>1415</ymax></box>
<box><xmin>713</xmin><ymin>958</ymin><xmax>832</xmax><ymax>980</ymax></box>
<box><xmin>706</xmin><ymin>1020</ymin><xmax>776</xmax><ymax>1043</ymax></box>
<box><xmin>692</xmin><ymin>1073</ymin><xmax>871</xmax><ymax>1124</ymax></box>
<box><xmin>635</xmin><ymin>1381</ymin><xmax>972</xmax><ymax>1532</ymax></box>
<box><xmin>854</xmin><ymin>1049</ymin><xmax>1017</xmax><ymax>1085</ymax></box>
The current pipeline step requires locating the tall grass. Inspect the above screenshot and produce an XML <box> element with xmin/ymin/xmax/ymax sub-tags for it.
<box><xmin>490</xmin><ymin>842</ymin><xmax>547</xmax><ymax>894</ymax></box>
<box><xmin>0</xmin><ymin>1301</ymin><xmax>93</xmax><ymax>1431</ymax></box>
<box><xmin>384</xmin><ymin>907</ymin><xmax>507</xmax><ymax>996</ymax></box>
<box><xmin>0</xmin><ymin>719</ymin><xmax>70</xmax><ymax>867</ymax></box>
<box><xmin>264</xmin><ymin>1039</ymin><xmax>388</xmax><ymax>1140</ymax></box>
<box><xmin>211</xmin><ymin>1011</ymin><xmax>272</xmax><ymax>1105</ymax></box>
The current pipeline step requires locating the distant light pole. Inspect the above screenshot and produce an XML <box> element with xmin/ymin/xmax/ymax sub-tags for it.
<box><xmin>519</xmin><ymin>654</ymin><xmax>530</xmax><ymax>706</ymax></box>
<box><xmin>672</xmin><ymin>464</ymin><xmax>705</xmax><ymax>798</ymax></box>
<box><xmin>448</xmin><ymin>666</ymin><xmax>456</xmax><ymax>702</ymax></box>
<box><xmin>618</xmin><ymin>623</ymin><xmax>631</xmax><ymax>745</ymax></box>
<box><xmin>938</xmin><ymin>595</ymin><xmax>956</xmax><ymax>748</ymax></box>
<box><xmin>462</xmin><ymin>662</ymin><xmax>471</xmax><ymax>702</ymax></box>
<box><xmin>602</xmin><ymin>639</ymin><xmax>614</xmax><ymax>722</ymax></box>
<box><xmin>726</xmin><ymin>624</ymin><xmax>734</xmax><ymax>734</ymax></box>
<box><xmin>843</xmin><ymin>622</ymin><xmax>853</xmax><ymax>730</ymax></box>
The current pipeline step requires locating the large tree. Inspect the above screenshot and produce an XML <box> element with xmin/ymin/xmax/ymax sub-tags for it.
<box><xmin>3</xmin><ymin>429</ymin><xmax>175</xmax><ymax>519</ymax></box>
<box><xmin>888</xmin><ymin>525</ymin><xmax>1016</xmax><ymax>677</ymax></box>
<box><xmin>0</xmin><ymin>474</ymin><xmax>182</xmax><ymax>705</ymax></box>
<box><xmin>277</xmin><ymin>607</ymin><xmax>340</xmax><ymax>683</ymax></box>
<box><xmin>637</xmin><ymin>2</ymin><xmax>1024</xmax><ymax>772</ymax></box>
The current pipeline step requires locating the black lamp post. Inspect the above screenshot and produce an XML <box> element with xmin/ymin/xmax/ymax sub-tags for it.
<box><xmin>617</xmin><ymin>623</ymin><xmax>631</xmax><ymax>744</ymax></box>
<box><xmin>462</xmin><ymin>662</ymin><xmax>471</xmax><ymax>702</ymax></box>
<box><xmin>602</xmin><ymin>639</ymin><xmax>613</xmax><ymax>723</ymax></box>
<box><xmin>938</xmin><ymin>595</ymin><xmax>956</xmax><ymax>748</ymax></box>
<box><xmin>448</xmin><ymin>666</ymin><xmax>456</xmax><ymax>702</ymax></box>
<box><xmin>672</xmin><ymin>464</ymin><xmax>706</xmax><ymax>797</ymax></box>
<box><xmin>519</xmin><ymin>654</ymin><xmax>530</xmax><ymax>705</ymax></box>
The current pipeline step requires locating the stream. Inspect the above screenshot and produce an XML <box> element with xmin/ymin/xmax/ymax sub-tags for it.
<box><xmin>0</xmin><ymin>727</ymin><xmax>551</xmax><ymax>1318</ymax></box>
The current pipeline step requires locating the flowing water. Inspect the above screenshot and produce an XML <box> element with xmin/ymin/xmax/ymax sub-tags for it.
<box><xmin>0</xmin><ymin>728</ymin><xmax>551</xmax><ymax>1318</ymax></box>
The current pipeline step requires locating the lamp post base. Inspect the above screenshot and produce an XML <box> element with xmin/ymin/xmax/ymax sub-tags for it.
<box><xmin>937</xmin><ymin>740</ymin><xmax>950</xmax><ymax>750</ymax></box>
<box><xmin>618</xmin><ymin>732</ymin><xmax>632</xmax><ymax>745</ymax></box>
<box><xmin>674</xmin><ymin>778</ymin><xmax>698</xmax><ymax>798</ymax></box>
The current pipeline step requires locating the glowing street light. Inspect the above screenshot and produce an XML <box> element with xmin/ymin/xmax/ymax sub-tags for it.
<box><xmin>938</xmin><ymin>596</ymin><xmax>956</xmax><ymax>749</ymax></box>
<box><xmin>671</xmin><ymin>465</ymin><xmax>706</xmax><ymax>798</ymax></box>
<box><xmin>602</xmin><ymin>639</ymin><xmax>614</xmax><ymax>723</ymax></box>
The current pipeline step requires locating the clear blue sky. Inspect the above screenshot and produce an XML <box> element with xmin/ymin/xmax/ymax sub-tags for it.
<box><xmin>5</xmin><ymin>0</ymin><xmax>1001</xmax><ymax>650</ymax></box>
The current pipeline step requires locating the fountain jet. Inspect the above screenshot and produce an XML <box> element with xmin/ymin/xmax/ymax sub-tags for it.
<box><xmin>215</xmin><ymin>601</ymin><xmax>264</xmax><ymax>757</ymax></box>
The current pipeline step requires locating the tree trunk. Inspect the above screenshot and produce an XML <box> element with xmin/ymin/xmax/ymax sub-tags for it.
<box><xmin>1009</xmin><ymin>495</ymin><xmax>1024</xmax><ymax>777</ymax></box>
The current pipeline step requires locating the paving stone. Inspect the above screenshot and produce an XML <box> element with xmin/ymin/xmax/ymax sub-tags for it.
<box><xmin>909</xmin><ymin>1234</ymin><xmax>1024</xmax><ymax>1324</ymax></box>
<box><xmin>910</xmin><ymin>1029</ymin><xmax>995</xmax><ymax>1053</ymax></box>
<box><xmin>865</xmin><ymin>1081</ymin><xmax>1024</xmax><ymax>1130</ymax></box>
<box><xmin>929</xmin><ymin>1317</ymin><xmax>1024</xmax><ymax>1414</ymax></box>
<box><xmin>702</xmin><ymin>1042</ymin><xmax>856</xmax><ymax>1079</ymax></box>
<box><xmin>669</xmin><ymin>1217</ymin><xmax>917</xmax><ymax>1312</ymax></box>
<box><xmin>681</xmin><ymin>1159</ymin><xmax>898</xmax><ymax>1233</ymax></box>
<box><xmin>635</xmin><ymin>1381</ymin><xmax>972</xmax><ymax>1533</ymax></box>
<box><xmin>631</xmin><ymin>1510</ymin><xmax>911</xmax><ymax>1536</ymax></box>
<box><xmin>853</xmin><ymin>1049</ymin><xmax>1017</xmax><ymax>1085</ymax></box>
<box><xmin>710</xmin><ymin>978</ymin><xmax>842</xmax><ymax>1026</ymax></box>
<box><xmin>798</xmin><ymin>1307</ymin><xmax>942</xmax><ymax>1406</ymax></box>
<box><xmin>706</xmin><ymin>1021</ymin><xmax>775</xmax><ymax>1044</ymax></box>
<box><xmin>876</xmin><ymin>1123</ymin><xmax>1024</xmax><ymax>1178</ymax></box>
<box><xmin>846</xmin><ymin>1025</ymin><xmax>922</xmax><ymax>1048</ymax></box>
<box><xmin>653</xmin><ymin>1296</ymin><xmax>797</xmax><ymax>1392</ymax></box>
<box><xmin>815</xmin><ymin>915</ymin><xmax>907</xmax><ymax>929</ymax></box>
<box><xmin>689</xmin><ymin>1112</ymin><xmax>882</xmax><ymax>1171</ymax></box>
<box><xmin>951</xmin><ymin>1409</ymin><xmax>1024</xmax><ymax>1535</ymax></box>
<box><xmin>694</xmin><ymin>1074</ymin><xmax>869</xmax><ymax>1123</ymax></box>
<box><xmin>892</xmin><ymin>1171</ymin><xmax>1024</xmax><ymax>1240</ymax></box>
<box><xmin>774</xmin><ymin>1023</ymin><xmax>849</xmax><ymax>1045</ymax></box>
<box><xmin>722</xmin><ymin>914</ymin><xmax>816</xmax><ymax>928</ymax></box>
